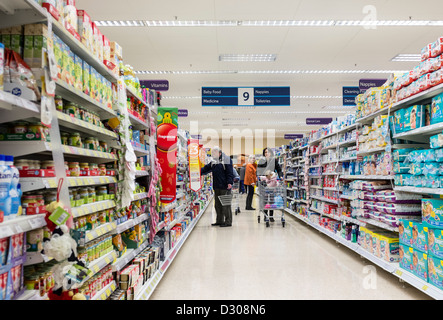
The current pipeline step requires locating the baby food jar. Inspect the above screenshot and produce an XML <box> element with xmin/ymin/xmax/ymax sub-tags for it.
<box><xmin>35</xmin><ymin>194</ymin><xmax>45</xmax><ymax>207</ymax></box>
<box><xmin>29</xmin><ymin>160</ymin><xmax>41</xmax><ymax>170</ymax></box>
<box><xmin>68</xmin><ymin>162</ymin><xmax>80</xmax><ymax>176</ymax></box>
<box><xmin>64</xmin><ymin>102</ymin><xmax>78</xmax><ymax>118</ymax></box>
<box><xmin>90</xmin><ymin>163</ymin><xmax>98</xmax><ymax>175</ymax></box>
<box><xmin>44</xmin><ymin>191</ymin><xmax>57</xmax><ymax>205</ymax></box>
<box><xmin>96</xmin><ymin>186</ymin><xmax>107</xmax><ymax>196</ymax></box>
<box><xmin>79</xmin><ymin>188</ymin><xmax>89</xmax><ymax>199</ymax></box>
<box><xmin>28</xmin><ymin>123</ymin><xmax>47</xmax><ymax>140</ymax></box>
<box><xmin>84</xmin><ymin>137</ymin><xmax>96</xmax><ymax>150</ymax></box>
<box><xmin>60</xmin><ymin>132</ymin><xmax>69</xmax><ymax>145</ymax></box>
<box><xmin>54</xmin><ymin>96</ymin><xmax>63</xmax><ymax>112</ymax></box>
<box><xmin>99</xmin><ymin>141</ymin><xmax>108</xmax><ymax>153</ymax></box>
<box><xmin>13</xmin><ymin>122</ymin><xmax>28</xmax><ymax>134</ymax></box>
<box><xmin>41</xmin><ymin>160</ymin><xmax>55</xmax><ymax>170</ymax></box>
<box><xmin>69</xmin><ymin>132</ymin><xmax>82</xmax><ymax>148</ymax></box>
<box><xmin>22</xmin><ymin>195</ymin><xmax>38</xmax><ymax>208</ymax></box>
<box><xmin>88</xmin><ymin>187</ymin><xmax>96</xmax><ymax>201</ymax></box>
<box><xmin>99</xmin><ymin>164</ymin><xmax>107</xmax><ymax>176</ymax></box>
<box><xmin>14</xmin><ymin>159</ymin><xmax>29</xmax><ymax>170</ymax></box>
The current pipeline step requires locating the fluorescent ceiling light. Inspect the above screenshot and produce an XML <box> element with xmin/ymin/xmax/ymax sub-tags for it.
<box><xmin>95</xmin><ymin>20</ymin><xmax>443</xmax><ymax>27</ymax></box>
<box><xmin>219</xmin><ymin>54</ymin><xmax>277</xmax><ymax>62</ymax></box>
<box><xmin>135</xmin><ymin>69</ymin><xmax>406</xmax><ymax>75</ymax></box>
<box><xmin>322</xmin><ymin>105</ymin><xmax>356</xmax><ymax>110</ymax></box>
<box><xmin>94</xmin><ymin>20</ymin><xmax>145</xmax><ymax>27</ymax></box>
<box><xmin>391</xmin><ymin>54</ymin><xmax>421</xmax><ymax>62</ymax></box>
<box><xmin>292</xmin><ymin>95</ymin><xmax>342</xmax><ymax>99</ymax></box>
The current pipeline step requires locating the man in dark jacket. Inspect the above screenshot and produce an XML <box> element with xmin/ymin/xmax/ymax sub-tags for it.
<box><xmin>201</xmin><ymin>146</ymin><xmax>234</xmax><ymax>227</ymax></box>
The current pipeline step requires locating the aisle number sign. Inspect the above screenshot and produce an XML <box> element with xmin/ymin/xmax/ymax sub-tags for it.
<box><xmin>201</xmin><ymin>87</ymin><xmax>290</xmax><ymax>107</ymax></box>
<box><xmin>188</xmin><ymin>139</ymin><xmax>202</xmax><ymax>192</ymax></box>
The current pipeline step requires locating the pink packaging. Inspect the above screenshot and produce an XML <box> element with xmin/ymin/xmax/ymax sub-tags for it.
<box><xmin>431</xmin><ymin>37</ymin><xmax>443</xmax><ymax>58</ymax></box>
<box><xmin>0</xmin><ymin>238</ymin><xmax>8</xmax><ymax>266</ymax></box>
<box><xmin>0</xmin><ymin>272</ymin><xmax>6</xmax><ymax>300</ymax></box>
<box><xmin>430</xmin><ymin>69</ymin><xmax>443</xmax><ymax>87</ymax></box>
<box><xmin>421</xmin><ymin>43</ymin><xmax>432</xmax><ymax>61</ymax></box>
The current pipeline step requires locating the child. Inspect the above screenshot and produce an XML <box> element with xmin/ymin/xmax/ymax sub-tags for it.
<box><xmin>260</xmin><ymin>170</ymin><xmax>279</xmax><ymax>222</ymax></box>
<box><xmin>260</xmin><ymin>170</ymin><xmax>278</xmax><ymax>187</ymax></box>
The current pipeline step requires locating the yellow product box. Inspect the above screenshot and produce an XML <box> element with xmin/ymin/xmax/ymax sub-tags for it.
<box><xmin>378</xmin><ymin>233</ymin><xmax>400</xmax><ymax>262</ymax></box>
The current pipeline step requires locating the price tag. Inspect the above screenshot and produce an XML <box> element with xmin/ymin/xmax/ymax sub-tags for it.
<box><xmin>48</xmin><ymin>206</ymin><xmax>71</xmax><ymax>226</ymax></box>
<box><xmin>0</xmin><ymin>226</ymin><xmax>13</xmax><ymax>238</ymax></box>
<box><xmin>422</xmin><ymin>285</ymin><xmax>428</xmax><ymax>291</ymax></box>
<box><xmin>105</xmin><ymin>289</ymin><xmax>111</xmax><ymax>296</ymax></box>
<box><xmin>395</xmin><ymin>269</ymin><xmax>403</xmax><ymax>276</ymax></box>
<box><xmin>100</xmin><ymin>293</ymin><xmax>106</xmax><ymax>300</ymax></box>
<box><xmin>28</xmin><ymin>217</ymin><xmax>41</xmax><ymax>229</ymax></box>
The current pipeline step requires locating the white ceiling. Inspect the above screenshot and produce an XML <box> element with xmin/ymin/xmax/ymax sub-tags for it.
<box><xmin>52</xmin><ymin>1</ymin><xmax>443</xmax><ymax>137</ymax></box>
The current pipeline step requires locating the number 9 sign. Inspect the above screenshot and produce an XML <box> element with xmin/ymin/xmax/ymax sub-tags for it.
<box><xmin>238</xmin><ymin>88</ymin><xmax>254</xmax><ymax>106</ymax></box>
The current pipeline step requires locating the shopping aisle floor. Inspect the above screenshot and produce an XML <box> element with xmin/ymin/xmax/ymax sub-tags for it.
<box><xmin>150</xmin><ymin>195</ymin><xmax>431</xmax><ymax>300</ymax></box>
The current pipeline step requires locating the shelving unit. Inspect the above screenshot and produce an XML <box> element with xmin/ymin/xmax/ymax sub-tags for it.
<box><xmin>0</xmin><ymin>0</ymin><xmax>163</xmax><ymax>301</ymax></box>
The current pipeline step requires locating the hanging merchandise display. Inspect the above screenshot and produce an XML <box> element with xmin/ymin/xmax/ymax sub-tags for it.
<box><xmin>188</xmin><ymin>139</ymin><xmax>202</xmax><ymax>192</ymax></box>
<box><xmin>156</xmin><ymin>107</ymin><xmax>178</xmax><ymax>203</ymax></box>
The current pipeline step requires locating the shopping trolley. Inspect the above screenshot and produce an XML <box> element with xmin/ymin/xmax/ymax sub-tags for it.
<box><xmin>257</xmin><ymin>180</ymin><xmax>286</xmax><ymax>227</ymax></box>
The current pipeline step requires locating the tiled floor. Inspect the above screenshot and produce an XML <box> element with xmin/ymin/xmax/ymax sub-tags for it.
<box><xmin>150</xmin><ymin>194</ymin><xmax>431</xmax><ymax>300</ymax></box>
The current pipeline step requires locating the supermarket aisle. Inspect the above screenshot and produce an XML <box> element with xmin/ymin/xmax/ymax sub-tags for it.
<box><xmin>150</xmin><ymin>195</ymin><xmax>431</xmax><ymax>300</ymax></box>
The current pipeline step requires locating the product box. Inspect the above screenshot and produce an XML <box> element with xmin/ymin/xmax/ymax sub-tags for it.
<box><xmin>422</xmin><ymin>198</ymin><xmax>443</xmax><ymax>229</ymax></box>
<box><xmin>53</xmin><ymin>34</ymin><xmax>63</xmax><ymax>80</ymax></box>
<box><xmin>42</xmin><ymin>1</ymin><xmax>60</xmax><ymax>20</ymax></box>
<box><xmin>428</xmin><ymin>228</ymin><xmax>443</xmax><ymax>259</ymax></box>
<box><xmin>77</xmin><ymin>10</ymin><xmax>93</xmax><ymax>52</ymax></box>
<box><xmin>428</xmin><ymin>254</ymin><xmax>443</xmax><ymax>289</ymax></box>
<box><xmin>82</xmin><ymin>60</ymin><xmax>90</xmax><ymax>95</ymax></box>
<box><xmin>364</xmin><ymin>229</ymin><xmax>374</xmax><ymax>254</ymax></box>
<box><xmin>74</xmin><ymin>54</ymin><xmax>83</xmax><ymax>92</ymax></box>
<box><xmin>110</xmin><ymin>41</ymin><xmax>123</xmax><ymax>61</ymax></box>
<box><xmin>402</xmin><ymin>105</ymin><xmax>425</xmax><ymax>132</ymax></box>
<box><xmin>9</xmin><ymin>26</ymin><xmax>23</xmax><ymax>56</ymax></box>
<box><xmin>399</xmin><ymin>243</ymin><xmax>414</xmax><ymax>273</ymax></box>
<box><xmin>431</xmin><ymin>92</ymin><xmax>443</xmax><ymax>125</ymax></box>
<box><xmin>412</xmin><ymin>248</ymin><xmax>428</xmax><ymax>282</ymax></box>
<box><xmin>378</xmin><ymin>233</ymin><xmax>400</xmax><ymax>262</ymax></box>
<box><xmin>399</xmin><ymin>218</ymin><xmax>427</xmax><ymax>249</ymax></box>
<box><xmin>19</xmin><ymin>169</ymin><xmax>55</xmax><ymax>177</ymax></box>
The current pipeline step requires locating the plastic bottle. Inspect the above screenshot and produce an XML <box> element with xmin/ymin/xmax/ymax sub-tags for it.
<box><xmin>6</xmin><ymin>155</ymin><xmax>20</xmax><ymax>220</ymax></box>
<box><xmin>0</xmin><ymin>154</ymin><xmax>12</xmax><ymax>221</ymax></box>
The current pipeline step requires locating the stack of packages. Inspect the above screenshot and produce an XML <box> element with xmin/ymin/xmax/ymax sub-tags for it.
<box><xmin>399</xmin><ymin>198</ymin><xmax>443</xmax><ymax>289</ymax></box>
<box><xmin>395</xmin><ymin>36</ymin><xmax>443</xmax><ymax>102</ymax></box>
<box><xmin>350</xmin><ymin>180</ymin><xmax>422</xmax><ymax>227</ymax></box>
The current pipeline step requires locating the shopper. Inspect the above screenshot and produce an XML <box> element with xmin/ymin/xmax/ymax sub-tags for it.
<box><xmin>257</xmin><ymin>147</ymin><xmax>283</xmax><ymax>178</ymax></box>
<box><xmin>239</xmin><ymin>163</ymin><xmax>246</xmax><ymax>194</ymax></box>
<box><xmin>259</xmin><ymin>170</ymin><xmax>279</xmax><ymax>222</ymax></box>
<box><xmin>244</xmin><ymin>155</ymin><xmax>257</xmax><ymax>210</ymax></box>
<box><xmin>201</xmin><ymin>146</ymin><xmax>234</xmax><ymax>227</ymax></box>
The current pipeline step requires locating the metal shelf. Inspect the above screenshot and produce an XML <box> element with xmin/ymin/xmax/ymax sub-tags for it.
<box><xmin>0</xmin><ymin>214</ymin><xmax>46</xmax><ymax>239</ymax></box>
<box><xmin>0</xmin><ymin>90</ymin><xmax>40</xmax><ymax>124</ymax></box>
<box><xmin>285</xmin><ymin>208</ymin><xmax>443</xmax><ymax>299</ymax></box>
<box><xmin>393</xmin><ymin>122</ymin><xmax>443</xmax><ymax>143</ymax></box>
<box><xmin>20</xmin><ymin>176</ymin><xmax>117</xmax><ymax>192</ymax></box>
<box><xmin>2</xmin><ymin>0</ymin><xmax>119</xmax><ymax>83</ymax></box>
<box><xmin>0</xmin><ymin>141</ymin><xmax>118</xmax><ymax>163</ymax></box>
